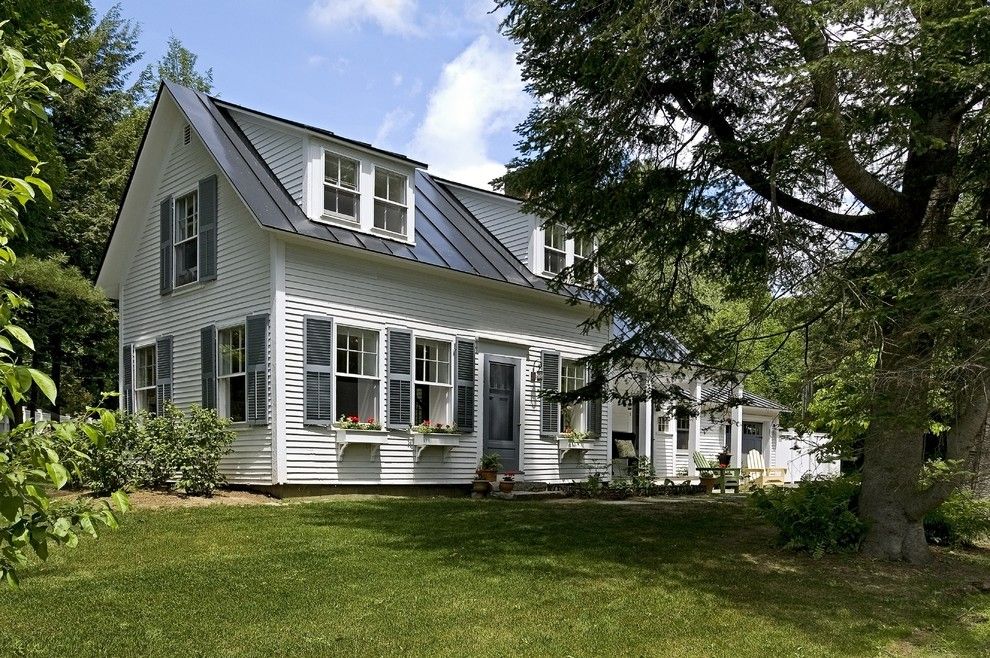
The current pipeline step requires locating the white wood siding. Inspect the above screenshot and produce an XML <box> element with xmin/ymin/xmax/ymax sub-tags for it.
<box><xmin>230</xmin><ymin>111</ymin><xmax>306</xmax><ymax>205</ymax></box>
<box><xmin>119</xmin><ymin>126</ymin><xmax>273</xmax><ymax>484</ymax></box>
<box><xmin>447</xmin><ymin>187</ymin><xmax>533</xmax><ymax>268</ymax></box>
<box><xmin>281</xmin><ymin>242</ymin><xmax>609</xmax><ymax>484</ymax></box>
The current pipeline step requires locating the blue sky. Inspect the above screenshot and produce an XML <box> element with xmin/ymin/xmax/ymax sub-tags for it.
<box><xmin>92</xmin><ymin>0</ymin><xmax>530</xmax><ymax>188</ymax></box>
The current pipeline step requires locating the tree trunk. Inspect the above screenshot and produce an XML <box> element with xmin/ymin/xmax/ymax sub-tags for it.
<box><xmin>859</xmin><ymin>422</ymin><xmax>932</xmax><ymax>563</ymax></box>
<box><xmin>968</xmin><ymin>411</ymin><xmax>989</xmax><ymax>499</ymax></box>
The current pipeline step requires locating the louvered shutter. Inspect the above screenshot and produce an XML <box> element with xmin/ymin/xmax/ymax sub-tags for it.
<box><xmin>245</xmin><ymin>314</ymin><xmax>269</xmax><ymax>425</ymax></box>
<box><xmin>304</xmin><ymin>316</ymin><xmax>334</xmax><ymax>425</ymax></box>
<box><xmin>198</xmin><ymin>175</ymin><xmax>217</xmax><ymax>281</ymax></box>
<box><xmin>587</xmin><ymin>399</ymin><xmax>603</xmax><ymax>439</ymax></box>
<box><xmin>155</xmin><ymin>335</ymin><xmax>173</xmax><ymax>408</ymax></box>
<box><xmin>386</xmin><ymin>328</ymin><xmax>412</xmax><ymax>429</ymax></box>
<box><xmin>540</xmin><ymin>351</ymin><xmax>561</xmax><ymax>435</ymax></box>
<box><xmin>200</xmin><ymin>325</ymin><xmax>217</xmax><ymax>408</ymax></box>
<box><xmin>160</xmin><ymin>196</ymin><xmax>173</xmax><ymax>295</ymax></box>
<box><xmin>454</xmin><ymin>338</ymin><xmax>475</xmax><ymax>430</ymax></box>
<box><xmin>121</xmin><ymin>343</ymin><xmax>134</xmax><ymax>413</ymax></box>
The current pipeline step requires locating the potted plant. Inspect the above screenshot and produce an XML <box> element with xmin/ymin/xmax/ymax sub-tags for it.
<box><xmin>477</xmin><ymin>452</ymin><xmax>501</xmax><ymax>482</ymax></box>
<box><xmin>472</xmin><ymin>478</ymin><xmax>491</xmax><ymax>495</ymax></box>
<box><xmin>717</xmin><ymin>447</ymin><xmax>731</xmax><ymax>467</ymax></box>
<box><xmin>699</xmin><ymin>472</ymin><xmax>718</xmax><ymax>494</ymax></box>
<box><xmin>499</xmin><ymin>470</ymin><xmax>518</xmax><ymax>494</ymax></box>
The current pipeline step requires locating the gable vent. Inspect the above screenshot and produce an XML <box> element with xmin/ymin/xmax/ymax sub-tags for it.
<box><xmin>183</xmin><ymin>124</ymin><xmax>191</xmax><ymax>145</ymax></box>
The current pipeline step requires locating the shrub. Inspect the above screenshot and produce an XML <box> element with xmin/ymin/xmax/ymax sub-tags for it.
<box><xmin>78</xmin><ymin>404</ymin><xmax>235</xmax><ymax>496</ymax></box>
<box><xmin>751</xmin><ymin>475</ymin><xmax>866</xmax><ymax>557</ymax></box>
<box><xmin>924</xmin><ymin>489</ymin><xmax>990</xmax><ymax>547</ymax></box>
<box><xmin>82</xmin><ymin>410</ymin><xmax>148</xmax><ymax>495</ymax></box>
<box><xmin>174</xmin><ymin>406</ymin><xmax>235</xmax><ymax>496</ymax></box>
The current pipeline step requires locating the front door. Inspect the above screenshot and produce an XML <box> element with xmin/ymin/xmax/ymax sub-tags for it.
<box><xmin>483</xmin><ymin>356</ymin><xmax>519</xmax><ymax>471</ymax></box>
<box><xmin>742</xmin><ymin>422</ymin><xmax>764</xmax><ymax>457</ymax></box>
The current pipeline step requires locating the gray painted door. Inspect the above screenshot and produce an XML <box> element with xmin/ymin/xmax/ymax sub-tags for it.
<box><xmin>742</xmin><ymin>422</ymin><xmax>763</xmax><ymax>457</ymax></box>
<box><xmin>483</xmin><ymin>357</ymin><xmax>518</xmax><ymax>471</ymax></box>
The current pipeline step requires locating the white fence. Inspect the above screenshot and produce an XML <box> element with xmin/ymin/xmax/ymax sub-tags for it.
<box><xmin>775</xmin><ymin>430</ymin><xmax>840</xmax><ymax>483</ymax></box>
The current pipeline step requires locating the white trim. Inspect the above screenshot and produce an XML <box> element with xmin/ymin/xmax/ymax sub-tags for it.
<box><xmin>270</xmin><ymin>237</ymin><xmax>287</xmax><ymax>483</ymax></box>
<box><xmin>333</xmin><ymin>323</ymin><xmax>385</xmax><ymax>423</ymax></box>
<box><xmin>133</xmin><ymin>342</ymin><xmax>157</xmax><ymax>413</ymax></box>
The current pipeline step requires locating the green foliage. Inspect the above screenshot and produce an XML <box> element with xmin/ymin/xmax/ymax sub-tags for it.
<box><xmin>751</xmin><ymin>476</ymin><xmax>867</xmax><ymax>557</ymax></box>
<box><xmin>80</xmin><ymin>404</ymin><xmax>235</xmax><ymax>497</ymax></box>
<box><xmin>478</xmin><ymin>452</ymin><xmax>502</xmax><ymax>471</ymax></box>
<box><xmin>924</xmin><ymin>489</ymin><xmax>990</xmax><ymax>547</ymax></box>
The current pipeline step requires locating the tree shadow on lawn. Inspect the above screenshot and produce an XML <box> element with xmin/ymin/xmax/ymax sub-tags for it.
<box><xmin>295</xmin><ymin>497</ymin><xmax>989</xmax><ymax>651</ymax></box>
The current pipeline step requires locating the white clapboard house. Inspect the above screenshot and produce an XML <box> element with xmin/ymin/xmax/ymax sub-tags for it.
<box><xmin>96</xmin><ymin>82</ymin><xmax>787</xmax><ymax>489</ymax></box>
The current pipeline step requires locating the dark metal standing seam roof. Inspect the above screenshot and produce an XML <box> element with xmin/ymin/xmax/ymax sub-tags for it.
<box><xmin>701</xmin><ymin>385</ymin><xmax>789</xmax><ymax>411</ymax></box>
<box><xmin>165</xmin><ymin>82</ymin><xmax>547</xmax><ymax>291</ymax></box>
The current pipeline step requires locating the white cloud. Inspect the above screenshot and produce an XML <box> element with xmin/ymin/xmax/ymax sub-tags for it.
<box><xmin>308</xmin><ymin>0</ymin><xmax>420</xmax><ymax>36</ymax></box>
<box><xmin>374</xmin><ymin>108</ymin><xmax>414</xmax><ymax>147</ymax></box>
<box><xmin>408</xmin><ymin>35</ymin><xmax>529</xmax><ymax>189</ymax></box>
<box><xmin>392</xmin><ymin>72</ymin><xmax>404</xmax><ymax>87</ymax></box>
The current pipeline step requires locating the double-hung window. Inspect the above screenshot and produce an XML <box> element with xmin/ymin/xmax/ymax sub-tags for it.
<box><xmin>174</xmin><ymin>190</ymin><xmax>199</xmax><ymax>287</ymax></box>
<box><xmin>414</xmin><ymin>338</ymin><xmax>452</xmax><ymax>425</ymax></box>
<box><xmin>323</xmin><ymin>151</ymin><xmax>360</xmax><ymax>222</ymax></box>
<box><xmin>560</xmin><ymin>359</ymin><xmax>587</xmax><ymax>433</ymax></box>
<box><xmin>542</xmin><ymin>224</ymin><xmax>596</xmax><ymax>284</ymax></box>
<box><xmin>218</xmin><ymin>325</ymin><xmax>247</xmax><ymax>422</ymax></box>
<box><xmin>676</xmin><ymin>412</ymin><xmax>690</xmax><ymax>451</ymax></box>
<box><xmin>336</xmin><ymin>326</ymin><xmax>380</xmax><ymax>421</ymax></box>
<box><xmin>543</xmin><ymin>224</ymin><xmax>567</xmax><ymax>275</ymax></box>
<box><xmin>374</xmin><ymin>168</ymin><xmax>408</xmax><ymax>235</ymax></box>
<box><xmin>135</xmin><ymin>345</ymin><xmax>157</xmax><ymax>414</ymax></box>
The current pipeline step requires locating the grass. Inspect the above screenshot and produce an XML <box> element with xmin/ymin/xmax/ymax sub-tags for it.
<box><xmin>0</xmin><ymin>496</ymin><xmax>988</xmax><ymax>657</ymax></box>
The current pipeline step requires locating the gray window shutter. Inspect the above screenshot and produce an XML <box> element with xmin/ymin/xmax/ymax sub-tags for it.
<box><xmin>386</xmin><ymin>328</ymin><xmax>412</xmax><ymax>429</ymax></box>
<box><xmin>540</xmin><ymin>351</ymin><xmax>561</xmax><ymax>435</ymax></box>
<box><xmin>304</xmin><ymin>316</ymin><xmax>334</xmax><ymax>425</ymax></box>
<box><xmin>198</xmin><ymin>175</ymin><xmax>217</xmax><ymax>281</ymax></box>
<box><xmin>160</xmin><ymin>196</ymin><xmax>173</xmax><ymax>295</ymax></box>
<box><xmin>587</xmin><ymin>399</ymin><xmax>602</xmax><ymax>438</ymax></box>
<box><xmin>245</xmin><ymin>313</ymin><xmax>269</xmax><ymax>425</ymax></box>
<box><xmin>454</xmin><ymin>339</ymin><xmax>475</xmax><ymax>430</ymax></box>
<box><xmin>155</xmin><ymin>335</ymin><xmax>173</xmax><ymax>407</ymax></box>
<box><xmin>201</xmin><ymin>325</ymin><xmax>217</xmax><ymax>408</ymax></box>
<box><xmin>121</xmin><ymin>343</ymin><xmax>134</xmax><ymax>413</ymax></box>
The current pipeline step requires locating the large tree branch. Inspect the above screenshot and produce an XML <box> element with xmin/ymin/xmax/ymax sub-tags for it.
<box><xmin>669</xmin><ymin>89</ymin><xmax>894</xmax><ymax>234</ymax></box>
<box><xmin>772</xmin><ymin>1</ymin><xmax>908</xmax><ymax>217</ymax></box>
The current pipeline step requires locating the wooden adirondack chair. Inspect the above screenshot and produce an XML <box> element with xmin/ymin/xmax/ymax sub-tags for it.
<box><xmin>692</xmin><ymin>451</ymin><xmax>741</xmax><ymax>492</ymax></box>
<box><xmin>742</xmin><ymin>449</ymin><xmax>788</xmax><ymax>488</ymax></box>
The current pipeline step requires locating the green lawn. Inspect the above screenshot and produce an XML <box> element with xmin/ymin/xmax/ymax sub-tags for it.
<box><xmin>1</xmin><ymin>496</ymin><xmax>987</xmax><ymax>657</ymax></box>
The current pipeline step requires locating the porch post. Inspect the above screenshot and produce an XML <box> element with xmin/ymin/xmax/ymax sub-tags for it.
<box><xmin>641</xmin><ymin>397</ymin><xmax>654</xmax><ymax>466</ymax></box>
<box><xmin>687</xmin><ymin>381</ymin><xmax>702</xmax><ymax>476</ymax></box>
<box><xmin>730</xmin><ymin>382</ymin><xmax>744</xmax><ymax>469</ymax></box>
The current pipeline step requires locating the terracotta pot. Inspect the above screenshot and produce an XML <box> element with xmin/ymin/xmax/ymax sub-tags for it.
<box><xmin>477</xmin><ymin>468</ymin><xmax>497</xmax><ymax>482</ymax></box>
<box><xmin>499</xmin><ymin>480</ymin><xmax>515</xmax><ymax>494</ymax></box>
<box><xmin>472</xmin><ymin>479</ymin><xmax>491</xmax><ymax>495</ymax></box>
<box><xmin>700</xmin><ymin>477</ymin><xmax>717</xmax><ymax>494</ymax></box>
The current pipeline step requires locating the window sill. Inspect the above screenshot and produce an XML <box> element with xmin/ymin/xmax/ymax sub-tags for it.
<box><xmin>167</xmin><ymin>279</ymin><xmax>213</xmax><ymax>297</ymax></box>
<box><xmin>369</xmin><ymin>225</ymin><xmax>412</xmax><ymax>244</ymax></box>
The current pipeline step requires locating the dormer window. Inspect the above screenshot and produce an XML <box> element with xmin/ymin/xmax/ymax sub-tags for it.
<box><xmin>323</xmin><ymin>151</ymin><xmax>360</xmax><ymax>222</ymax></box>
<box><xmin>541</xmin><ymin>224</ymin><xmax>595</xmax><ymax>284</ymax></box>
<box><xmin>543</xmin><ymin>224</ymin><xmax>567</xmax><ymax>274</ymax></box>
<box><xmin>309</xmin><ymin>142</ymin><xmax>416</xmax><ymax>243</ymax></box>
<box><xmin>374</xmin><ymin>168</ymin><xmax>408</xmax><ymax>236</ymax></box>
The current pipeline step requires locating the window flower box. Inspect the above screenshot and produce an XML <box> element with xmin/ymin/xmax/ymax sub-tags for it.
<box><xmin>333</xmin><ymin>417</ymin><xmax>388</xmax><ymax>460</ymax></box>
<box><xmin>557</xmin><ymin>432</ymin><xmax>596</xmax><ymax>463</ymax></box>
<box><xmin>408</xmin><ymin>431</ymin><xmax>462</xmax><ymax>462</ymax></box>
